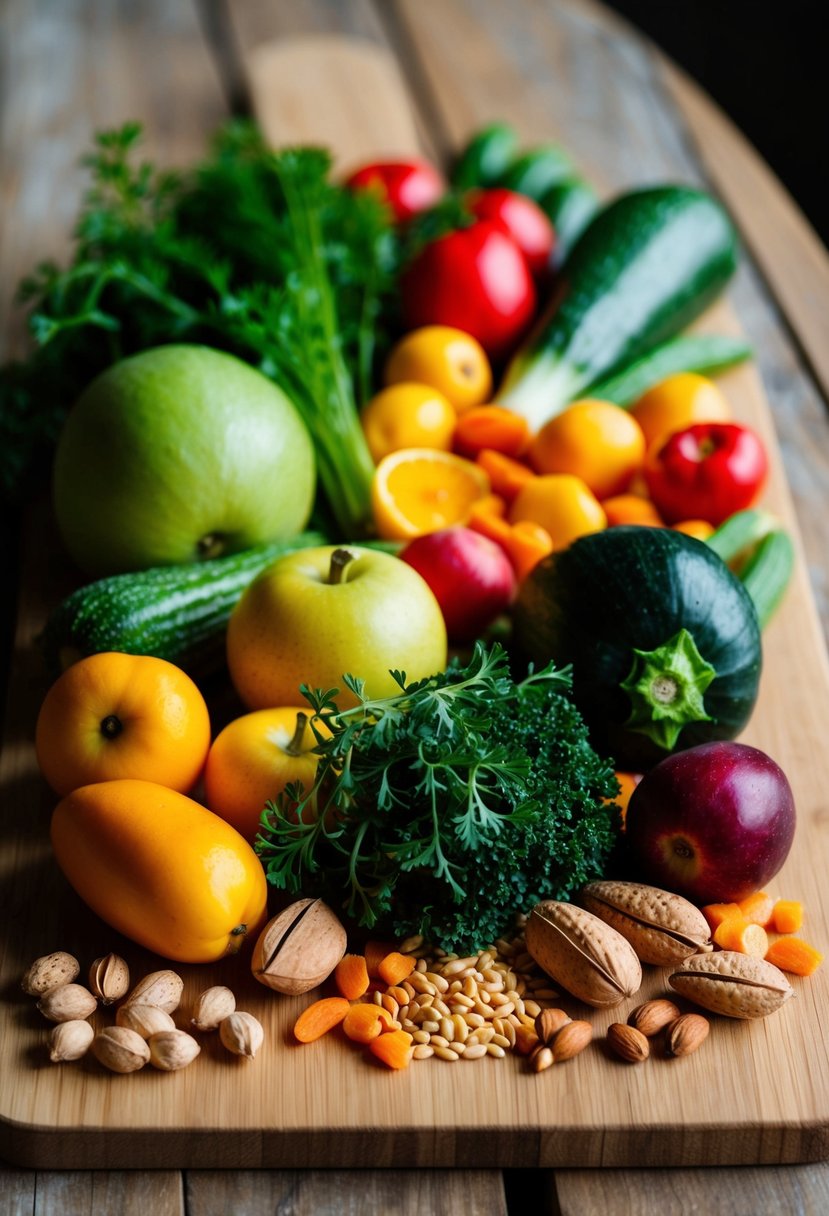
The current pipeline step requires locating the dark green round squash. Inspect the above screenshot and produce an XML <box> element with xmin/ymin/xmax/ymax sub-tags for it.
<box><xmin>511</xmin><ymin>526</ymin><xmax>762</xmax><ymax>770</ymax></box>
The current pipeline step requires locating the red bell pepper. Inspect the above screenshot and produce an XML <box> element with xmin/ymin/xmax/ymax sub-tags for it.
<box><xmin>644</xmin><ymin>421</ymin><xmax>768</xmax><ymax>526</ymax></box>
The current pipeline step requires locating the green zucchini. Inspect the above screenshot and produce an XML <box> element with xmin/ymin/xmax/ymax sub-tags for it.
<box><xmin>497</xmin><ymin>186</ymin><xmax>739</xmax><ymax>432</ymax></box>
<box><xmin>39</xmin><ymin>531</ymin><xmax>327</xmax><ymax>676</ymax></box>
<box><xmin>538</xmin><ymin>178</ymin><xmax>599</xmax><ymax>267</ymax></box>
<box><xmin>585</xmin><ymin>334</ymin><xmax>753</xmax><ymax>406</ymax></box>
<box><xmin>451</xmin><ymin>122</ymin><xmax>519</xmax><ymax>190</ymax></box>
<box><xmin>512</xmin><ymin>526</ymin><xmax>762</xmax><ymax>770</ymax></box>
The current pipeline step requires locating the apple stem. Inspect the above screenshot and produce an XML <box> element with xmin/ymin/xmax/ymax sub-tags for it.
<box><xmin>286</xmin><ymin>712</ymin><xmax>309</xmax><ymax>757</ymax></box>
<box><xmin>328</xmin><ymin>547</ymin><xmax>356</xmax><ymax>585</ymax></box>
<box><xmin>197</xmin><ymin>532</ymin><xmax>225</xmax><ymax>560</ymax></box>
<box><xmin>100</xmin><ymin>714</ymin><xmax>123</xmax><ymax>740</ymax></box>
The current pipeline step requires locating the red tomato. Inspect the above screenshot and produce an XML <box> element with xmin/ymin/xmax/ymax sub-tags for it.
<box><xmin>466</xmin><ymin>187</ymin><xmax>555</xmax><ymax>277</ymax></box>
<box><xmin>643</xmin><ymin>422</ymin><xmax>768</xmax><ymax>526</ymax></box>
<box><xmin>343</xmin><ymin>159</ymin><xmax>444</xmax><ymax>222</ymax></box>
<box><xmin>400</xmin><ymin>220</ymin><xmax>537</xmax><ymax>362</ymax></box>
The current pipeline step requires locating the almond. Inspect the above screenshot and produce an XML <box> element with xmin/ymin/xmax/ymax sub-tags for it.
<box><xmin>628</xmin><ymin>998</ymin><xmax>682</xmax><ymax>1037</ymax></box>
<box><xmin>531</xmin><ymin>1045</ymin><xmax>554</xmax><ymax>1073</ymax></box>
<box><xmin>525</xmin><ymin>900</ymin><xmax>642</xmax><ymax>1008</ymax></box>
<box><xmin>551</xmin><ymin>1019</ymin><xmax>592</xmax><ymax>1062</ymax></box>
<box><xmin>607</xmin><ymin>1022</ymin><xmax>649</xmax><ymax>1063</ymax></box>
<box><xmin>665</xmin><ymin>1012</ymin><xmax>710</xmax><ymax>1057</ymax></box>
<box><xmin>669</xmin><ymin>951</ymin><xmax>794</xmax><ymax>1019</ymax></box>
<box><xmin>581</xmin><ymin>880</ymin><xmax>713</xmax><ymax>966</ymax></box>
<box><xmin>535</xmin><ymin>1007</ymin><xmax>572</xmax><ymax>1045</ymax></box>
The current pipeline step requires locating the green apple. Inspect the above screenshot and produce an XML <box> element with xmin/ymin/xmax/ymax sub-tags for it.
<box><xmin>227</xmin><ymin>545</ymin><xmax>448</xmax><ymax>709</ymax></box>
<box><xmin>52</xmin><ymin>345</ymin><xmax>316</xmax><ymax>575</ymax></box>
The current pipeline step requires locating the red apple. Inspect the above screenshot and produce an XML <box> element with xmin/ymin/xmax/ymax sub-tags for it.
<box><xmin>400</xmin><ymin>526</ymin><xmax>516</xmax><ymax>642</ymax></box>
<box><xmin>624</xmin><ymin>741</ymin><xmax>796</xmax><ymax>904</ymax></box>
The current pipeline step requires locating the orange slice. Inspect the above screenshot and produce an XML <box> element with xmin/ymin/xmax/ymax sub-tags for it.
<box><xmin>371</xmin><ymin>447</ymin><xmax>490</xmax><ymax>540</ymax></box>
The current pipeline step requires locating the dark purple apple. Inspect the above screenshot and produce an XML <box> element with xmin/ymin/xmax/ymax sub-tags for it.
<box><xmin>624</xmin><ymin>740</ymin><xmax>795</xmax><ymax>904</ymax></box>
<box><xmin>400</xmin><ymin>526</ymin><xmax>516</xmax><ymax>642</ymax></box>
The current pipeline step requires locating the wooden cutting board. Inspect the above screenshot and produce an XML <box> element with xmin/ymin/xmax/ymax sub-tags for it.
<box><xmin>1</xmin><ymin>37</ymin><xmax>828</xmax><ymax>1170</ymax></box>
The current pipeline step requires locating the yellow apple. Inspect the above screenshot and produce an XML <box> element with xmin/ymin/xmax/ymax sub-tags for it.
<box><xmin>226</xmin><ymin>546</ymin><xmax>448</xmax><ymax>710</ymax></box>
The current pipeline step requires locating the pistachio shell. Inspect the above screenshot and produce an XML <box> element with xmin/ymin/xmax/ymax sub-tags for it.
<box><xmin>581</xmin><ymin>879</ymin><xmax>713</xmax><ymax>966</ymax></box>
<box><xmin>525</xmin><ymin>900</ymin><xmax>642</xmax><ymax>1008</ymax></box>
<box><xmin>669</xmin><ymin>951</ymin><xmax>794</xmax><ymax>1019</ymax></box>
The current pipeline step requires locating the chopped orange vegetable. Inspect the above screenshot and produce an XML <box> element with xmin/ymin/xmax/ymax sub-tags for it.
<box><xmin>364</xmin><ymin>939</ymin><xmax>397</xmax><ymax>978</ymax></box>
<box><xmin>765</xmin><ymin>936</ymin><xmax>823</xmax><ymax>976</ymax></box>
<box><xmin>602</xmin><ymin>493</ymin><xmax>664</xmax><ymax>528</ymax></box>
<box><xmin>505</xmin><ymin>520</ymin><xmax>554</xmax><ymax>581</ymax></box>
<box><xmin>454</xmin><ymin>405</ymin><xmax>530</xmax><ymax>458</ymax></box>
<box><xmin>342</xmin><ymin>1003</ymin><xmax>388</xmax><ymax>1044</ymax></box>
<box><xmin>607</xmin><ymin>771</ymin><xmax>642</xmax><ymax>829</ymax></box>
<box><xmin>772</xmin><ymin>899</ymin><xmax>804</xmax><ymax>935</ymax></box>
<box><xmin>467</xmin><ymin>504</ymin><xmax>513</xmax><ymax>549</ymax></box>
<box><xmin>701</xmin><ymin>902</ymin><xmax>743</xmax><ymax>931</ymax></box>
<box><xmin>673</xmin><ymin>519</ymin><xmax>715</xmax><ymax>541</ymax></box>
<box><xmin>377</xmin><ymin>951</ymin><xmax>416</xmax><ymax>987</ymax></box>
<box><xmin>476</xmin><ymin>448</ymin><xmax>535</xmax><ymax>501</ymax></box>
<box><xmin>713</xmin><ymin>917</ymin><xmax>769</xmax><ymax>957</ymax></box>
<box><xmin>334</xmin><ymin>953</ymin><xmax>370</xmax><ymax>1001</ymax></box>
<box><xmin>293</xmin><ymin>996</ymin><xmax>350</xmax><ymax>1043</ymax></box>
<box><xmin>368</xmin><ymin>1028</ymin><xmax>413</xmax><ymax>1070</ymax></box>
<box><xmin>737</xmin><ymin>891</ymin><xmax>776</xmax><ymax>928</ymax></box>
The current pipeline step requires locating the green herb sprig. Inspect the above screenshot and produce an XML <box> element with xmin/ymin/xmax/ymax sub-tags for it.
<box><xmin>256</xmin><ymin>642</ymin><xmax>620</xmax><ymax>951</ymax></box>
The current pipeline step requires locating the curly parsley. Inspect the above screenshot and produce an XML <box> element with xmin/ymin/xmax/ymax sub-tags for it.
<box><xmin>256</xmin><ymin>643</ymin><xmax>621</xmax><ymax>951</ymax></box>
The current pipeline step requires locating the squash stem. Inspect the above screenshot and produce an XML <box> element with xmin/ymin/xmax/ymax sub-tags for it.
<box><xmin>620</xmin><ymin>628</ymin><xmax>715</xmax><ymax>751</ymax></box>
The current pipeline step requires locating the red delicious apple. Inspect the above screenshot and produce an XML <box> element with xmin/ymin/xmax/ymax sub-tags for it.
<box><xmin>400</xmin><ymin>526</ymin><xmax>516</xmax><ymax>642</ymax></box>
<box><xmin>624</xmin><ymin>741</ymin><xmax>795</xmax><ymax>904</ymax></box>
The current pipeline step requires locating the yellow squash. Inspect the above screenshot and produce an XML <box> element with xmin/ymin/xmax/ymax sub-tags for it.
<box><xmin>51</xmin><ymin>779</ymin><xmax>268</xmax><ymax>964</ymax></box>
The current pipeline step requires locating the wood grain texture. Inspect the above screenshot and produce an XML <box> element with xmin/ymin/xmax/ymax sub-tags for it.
<box><xmin>185</xmin><ymin>1169</ymin><xmax>506</xmax><ymax>1216</ymax></box>
<box><xmin>3</xmin><ymin>0</ymin><xmax>829</xmax><ymax>1188</ymax></box>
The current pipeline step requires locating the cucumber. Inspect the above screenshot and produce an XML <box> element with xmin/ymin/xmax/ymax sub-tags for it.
<box><xmin>707</xmin><ymin>508</ymin><xmax>794</xmax><ymax>628</ymax></box>
<box><xmin>497</xmin><ymin>186</ymin><xmax>739</xmax><ymax>432</ymax></box>
<box><xmin>538</xmin><ymin>178</ymin><xmax>599</xmax><ymax>267</ymax></box>
<box><xmin>585</xmin><ymin>333</ymin><xmax>752</xmax><ymax>406</ymax></box>
<box><xmin>39</xmin><ymin>531</ymin><xmax>327</xmax><ymax>676</ymax></box>
<box><xmin>451</xmin><ymin>122</ymin><xmax>518</xmax><ymax>190</ymax></box>
<box><xmin>499</xmin><ymin>146</ymin><xmax>575</xmax><ymax>200</ymax></box>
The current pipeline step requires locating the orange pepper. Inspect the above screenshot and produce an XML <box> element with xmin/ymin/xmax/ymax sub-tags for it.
<box><xmin>505</xmin><ymin>520</ymin><xmax>554</xmax><ymax>581</ymax></box>
<box><xmin>602</xmin><ymin>494</ymin><xmax>664</xmax><ymax>528</ymax></box>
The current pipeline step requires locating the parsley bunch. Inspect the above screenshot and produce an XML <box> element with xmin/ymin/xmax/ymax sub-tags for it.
<box><xmin>1</xmin><ymin>123</ymin><xmax>399</xmax><ymax>535</ymax></box>
<box><xmin>256</xmin><ymin>643</ymin><xmax>620</xmax><ymax>952</ymax></box>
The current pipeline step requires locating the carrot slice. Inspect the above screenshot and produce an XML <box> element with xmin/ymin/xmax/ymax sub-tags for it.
<box><xmin>334</xmin><ymin>954</ymin><xmax>370</xmax><ymax>1001</ymax></box>
<box><xmin>293</xmin><ymin>996</ymin><xmax>350</xmax><ymax>1043</ymax></box>
<box><xmin>476</xmin><ymin>449</ymin><xmax>535</xmax><ymax>501</ymax></box>
<box><xmin>342</xmin><ymin>1003</ymin><xmax>388</xmax><ymax>1044</ymax></box>
<box><xmin>505</xmin><ymin>520</ymin><xmax>554</xmax><ymax>581</ymax></box>
<box><xmin>714</xmin><ymin>917</ymin><xmax>769</xmax><ymax>957</ymax></box>
<box><xmin>765</xmin><ymin>936</ymin><xmax>823</xmax><ymax>976</ymax></box>
<box><xmin>454</xmin><ymin>406</ymin><xmax>530</xmax><ymax>458</ymax></box>
<box><xmin>364</xmin><ymin>940</ymin><xmax>397</xmax><ymax>978</ymax></box>
<box><xmin>737</xmin><ymin>891</ymin><xmax>776</xmax><ymax>928</ymax></box>
<box><xmin>701</xmin><ymin>902</ymin><xmax>743</xmax><ymax>931</ymax></box>
<box><xmin>377</xmin><ymin>952</ymin><xmax>416</xmax><ymax>986</ymax></box>
<box><xmin>772</xmin><ymin>899</ymin><xmax>804</xmax><ymax>935</ymax></box>
<box><xmin>369</xmin><ymin>1029</ymin><xmax>413</xmax><ymax>1070</ymax></box>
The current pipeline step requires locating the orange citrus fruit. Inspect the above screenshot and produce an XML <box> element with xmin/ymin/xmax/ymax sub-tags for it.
<box><xmin>529</xmin><ymin>399</ymin><xmax>646</xmax><ymax>499</ymax></box>
<box><xmin>35</xmin><ymin>652</ymin><xmax>211</xmax><ymax>796</ymax></box>
<box><xmin>361</xmin><ymin>382</ymin><xmax>456</xmax><ymax>463</ymax></box>
<box><xmin>371</xmin><ymin>448</ymin><xmax>491</xmax><ymax>540</ymax></box>
<box><xmin>204</xmin><ymin>707</ymin><xmax>328</xmax><ymax>843</ymax></box>
<box><xmin>509</xmin><ymin>474</ymin><xmax>606</xmax><ymax>549</ymax></box>
<box><xmin>384</xmin><ymin>326</ymin><xmax>492</xmax><ymax>413</ymax></box>
<box><xmin>630</xmin><ymin>373</ymin><xmax>731</xmax><ymax>450</ymax></box>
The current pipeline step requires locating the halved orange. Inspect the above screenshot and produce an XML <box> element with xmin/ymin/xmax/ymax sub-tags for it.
<box><xmin>371</xmin><ymin>447</ymin><xmax>491</xmax><ymax>540</ymax></box>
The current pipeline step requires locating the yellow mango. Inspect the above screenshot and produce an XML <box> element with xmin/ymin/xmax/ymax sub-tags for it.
<box><xmin>51</xmin><ymin>779</ymin><xmax>268</xmax><ymax>964</ymax></box>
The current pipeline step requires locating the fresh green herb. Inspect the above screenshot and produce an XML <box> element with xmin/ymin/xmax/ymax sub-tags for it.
<box><xmin>256</xmin><ymin>642</ymin><xmax>620</xmax><ymax>951</ymax></box>
<box><xmin>1</xmin><ymin>123</ymin><xmax>399</xmax><ymax>534</ymax></box>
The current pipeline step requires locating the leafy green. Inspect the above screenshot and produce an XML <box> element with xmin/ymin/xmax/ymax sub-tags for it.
<box><xmin>256</xmin><ymin>642</ymin><xmax>621</xmax><ymax>951</ymax></box>
<box><xmin>0</xmin><ymin>122</ymin><xmax>400</xmax><ymax>534</ymax></box>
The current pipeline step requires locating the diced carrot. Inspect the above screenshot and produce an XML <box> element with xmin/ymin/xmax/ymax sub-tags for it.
<box><xmin>737</xmin><ymin>891</ymin><xmax>776</xmax><ymax>928</ymax></box>
<box><xmin>454</xmin><ymin>405</ymin><xmax>530</xmax><ymax>458</ymax></box>
<box><xmin>467</xmin><ymin>500</ymin><xmax>513</xmax><ymax>549</ymax></box>
<box><xmin>476</xmin><ymin>448</ymin><xmax>535</xmax><ymax>501</ymax></box>
<box><xmin>714</xmin><ymin>917</ymin><xmax>769</xmax><ymax>957</ymax></box>
<box><xmin>364</xmin><ymin>939</ymin><xmax>397</xmax><ymax>978</ymax></box>
<box><xmin>505</xmin><ymin>520</ymin><xmax>554</xmax><ymax>581</ymax></box>
<box><xmin>772</xmin><ymin>899</ymin><xmax>804</xmax><ymax>935</ymax></box>
<box><xmin>377</xmin><ymin>952</ymin><xmax>416</xmax><ymax>986</ymax></box>
<box><xmin>607</xmin><ymin>771</ymin><xmax>642</xmax><ymax>829</ymax></box>
<box><xmin>765</xmin><ymin>937</ymin><xmax>823</xmax><ymax>976</ymax></box>
<box><xmin>342</xmin><ymin>1003</ymin><xmax>387</xmax><ymax>1044</ymax></box>
<box><xmin>602</xmin><ymin>493</ymin><xmax>664</xmax><ymax>528</ymax></box>
<box><xmin>293</xmin><ymin>996</ymin><xmax>350</xmax><ymax>1043</ymax></box>
<box><xmin>368</xmin><ymin>1028</ymin><xmax>413</xmax><ymax>1070</ymax></box>
<box><xmin>334</xmin><ymin>953</ymin><xmax>370</xmax><ymax>1001</ymax></box>
<box><xmin>701</xmin><ymin>902</ymin><xmax>743</xmax><ymax>932</ymax></box>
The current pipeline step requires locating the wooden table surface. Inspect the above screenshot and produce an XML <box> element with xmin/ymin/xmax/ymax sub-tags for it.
<box><xmin>2</xmin><ymin>0</ymin><xmax>829</xmax><ymax>1211</ymax></box>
